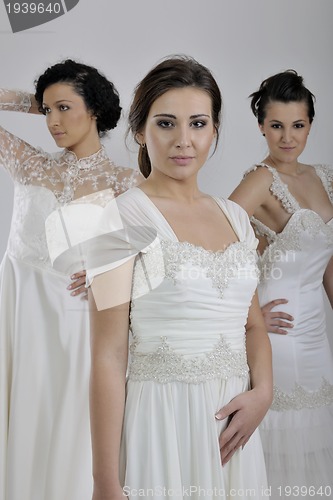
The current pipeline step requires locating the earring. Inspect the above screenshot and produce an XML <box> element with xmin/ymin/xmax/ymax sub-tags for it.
<box><xmin>262</xmin><ymin>133</ymin><xmax>265</xmax><ymax>137</ymax></box>
<box><xmin>141</xmin><ymin>143</ymin><xmax>146</xmax><ymax>149</ymax></box>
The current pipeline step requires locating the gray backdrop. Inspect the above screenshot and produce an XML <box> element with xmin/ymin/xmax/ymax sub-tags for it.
<box><xmin>1</xmin><ymin>0</ymin><xmax>332</xmax><ymax>346</ymax></box>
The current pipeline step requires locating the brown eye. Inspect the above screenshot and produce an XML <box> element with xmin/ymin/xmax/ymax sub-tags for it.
<box><xmin>157</xmin><ymin>120</ymin><xmax>173</xmax><ymax>128</ymax></box>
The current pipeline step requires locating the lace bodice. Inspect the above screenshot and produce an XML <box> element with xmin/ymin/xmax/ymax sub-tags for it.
<box><xmin>244</xmin><ymin>163</ymin><xmax>333</xmax><ymax>404</ymax></box>
<box><xmin>1</xmin><ymin>89</ymin><xmax>142</xmax><ymax>270</ymax></box>
<box><xmin>244</xmin><ymin>163</ymin><xmax>333</xmax><ymax>282</ymax></box>
<box><xmin>245</xmin><ymin>162</ymin><xmax>333</xmax><ymax>242</ymax></box>
<box><xmin>88</xmin><ymin>189</ymin><xmax>259</xmax><ymax>384</ymax></box>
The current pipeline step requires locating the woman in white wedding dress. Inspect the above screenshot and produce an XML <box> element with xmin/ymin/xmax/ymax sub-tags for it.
<box><xmin>88</xmin><ymin>56</ymin><xmax>273</xmax><ymax>500</ymax></box>
<box><xmin>0</xmin><ymin>59</ymin><xmax>142</xmax><ymax>500</ymax></box>
<box><xmin>230</xmin><ymin>70</ymin><xmax>333</xmax><ymax>499</ymax></box>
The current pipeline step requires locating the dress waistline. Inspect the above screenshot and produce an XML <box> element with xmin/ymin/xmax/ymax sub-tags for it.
<box><xmin>128</xmin><ymin>334</ymin><xmax>249</xmax><ymax>384</ymax></box>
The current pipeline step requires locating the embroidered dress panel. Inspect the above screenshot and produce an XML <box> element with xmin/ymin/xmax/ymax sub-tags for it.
<box><xmin>271</xmin><ymin>378</ymin><xmax>333</xmax><ymax>411</ymax></box>
<box><xmin>90</xmin><ymin>189</ymin><xmax>268</xmax><ymax>499</ymax></box>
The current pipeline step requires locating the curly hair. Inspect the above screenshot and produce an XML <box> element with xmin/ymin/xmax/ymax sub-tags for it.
<box><xmin>35</xmin><ymin>59</ymin><xmax>122</xmax><ymax>137</ymax></box>
<box><xmin>128</xmin><ymin>55</ymin><xmax>222</xmax><ymax>178</ymax></box>
<box><xmin>249</xmin><ymin>69</ymin><xmax>315</xmax><ymax>125</ymax></box>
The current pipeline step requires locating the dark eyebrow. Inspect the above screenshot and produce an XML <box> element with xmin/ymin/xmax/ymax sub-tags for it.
<box><xmin>42</xmin><ymin>99</ymin><xmax>73</xmax><ymax>106</ymax></box>
<box><xmin>269</xmin><ymin>119</ymin><xmax>306</xmax><ymax>124</ymax></box>
<box><xmin>153</xmin><ymin>113</ymin><xmax>211</xmax><ymax>119</ymax></box>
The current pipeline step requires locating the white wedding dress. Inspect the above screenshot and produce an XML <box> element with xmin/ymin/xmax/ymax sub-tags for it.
<box><xmin>90</xmin><ymin>188</ymin><xmax>269</xmax><ymax>500</ymax></box>
<box><xmin>0</xmin><ymin>90</ymin><xmax>141</xmax><ymax>500</ymax></box>
<box><xmin>248</xmin><ymin>164</ymin><xmax>333</xmax><ymax>500</ymax></box>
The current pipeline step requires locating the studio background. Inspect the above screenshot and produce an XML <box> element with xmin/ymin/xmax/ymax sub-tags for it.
<box><xmin>1</xmin><ymin>0</ymin><xmax>333</xmax><ymax>347</ymax></box>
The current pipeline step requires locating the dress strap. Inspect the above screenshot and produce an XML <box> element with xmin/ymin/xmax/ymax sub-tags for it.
<box><xmin>250</xmin><ymin>215</ymin><xmax>276</xmax><ymax>243</ymax></box>
<box><xmin>312</xmin><ymin>165</ymin><xmax>333</xmax><ymax>204</ymax></box>
<box><xmin>245</xmin><ymin>163</ymin><xmax>300</xmax><ymax>214</ymax></box>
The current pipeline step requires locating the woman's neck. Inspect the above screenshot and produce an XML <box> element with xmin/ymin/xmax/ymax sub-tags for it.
<box><xmin>263</xmin><ymin>155</ymin><xmax>303</xmax><ymax>176</ymax></box>
<box><xmin>141</xmin><ymin>171</ymin><xmax>202</xmax><ymax>202</ymax></box>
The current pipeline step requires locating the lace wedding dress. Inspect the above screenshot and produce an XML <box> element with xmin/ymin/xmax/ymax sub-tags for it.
<box><xmin>88</xmin><ymin>188</ymin><xmax>268</xmax><ymax>500</ymax></box>
<box><xmin>248</xmin><ymin>163</ymin><xmax>333</xmax><ymax>499</ymax></box>
<box><xmin>0</xmin><ymin>89</ymin><xmax>141</xmax><ymax>500</ymax></box>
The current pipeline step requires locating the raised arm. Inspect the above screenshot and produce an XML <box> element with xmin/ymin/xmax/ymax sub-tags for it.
<box><xmin>0</xmin><ymin>89</ymin><xmax>46</xmax><ymax>179</ymax></box>
<box><xmin>0</xmin><ymin>88</ymin><xmax>40</xmax><ymax>114</ymax></box>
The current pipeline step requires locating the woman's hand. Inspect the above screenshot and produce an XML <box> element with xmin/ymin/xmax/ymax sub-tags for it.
<box><xmin>215</xmin><ymin>387</ymin><xmax>272</xmax><ymax>466</ymax></box>
<box><xmin>261</xmin><ymin>298</ymin><xmax>293</xmax><ymax>335</ymax></box>
<box><xmin>67</xmin><ymin>270</ymin><xmax>87</xmax><ymax>299</ymax></box>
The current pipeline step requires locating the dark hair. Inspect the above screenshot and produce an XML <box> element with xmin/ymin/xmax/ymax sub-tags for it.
<box><xmin>250</xmin><ymin>69</ymin><xmax>315</xmax><ymax>125</ymax></box>
<box><xmin>34</xmin><ymin>59</ymin><xmax>122</xmax><ymax>137</ymax></box>
<box><xmin>128</xmin><ymin>55</ymin><xmax>222</xmax><ymax>178</ymax></box>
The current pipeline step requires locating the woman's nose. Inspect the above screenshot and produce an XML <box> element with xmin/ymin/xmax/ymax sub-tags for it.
<box><xmin>47</xmin><ymin>110</ymin><xmax>60</xmax><ymax>127</ymax></box>
<box><xmin>175</xmin><ymin>126</ymin><xmax>191</xmax><ymax>148</ymax></box>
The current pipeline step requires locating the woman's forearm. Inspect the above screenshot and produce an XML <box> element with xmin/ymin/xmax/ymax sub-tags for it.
<box><xmin>89</xmin><ymin>289</ymin><xmax>130</xmax><ymax>494</ymax></box>
<box><xmin>90</xmin><ymin>355</ymin><xmax>127</xmax><ymax>490</ymax></box>
<box><xmin>0</xmin><ymin>89</ymin><xmax>39</xmax><ymax>114</ymax></box>
<box><xmin>246</xmin><ymin>323</ymin><xmax>273</xmax><ymax>404</ymax></box>
<box><xmin>245</xmin><ymin>292</ymin><xmax>273</xmax><ymax>404</ymax></box>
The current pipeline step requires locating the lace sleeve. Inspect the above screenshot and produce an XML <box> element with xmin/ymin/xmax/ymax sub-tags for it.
<box><xmin>111</xmin><ymin>167</ymin><xmax>144</xmax><ymax>196</ymax></box>
<box><xmin>0</xmin><ymin>89</ymin><xmax>32</xmax><ymax>112</ymax></box>
<box><xmin>0</xmin><ymin>89</ymin><xmax>45</xmax><ymax>180</ymax></box>
<box><xmin>0</xmin><ymin>125</ymin><xmax>46</xmax><ymax>181</ymax></box>
<box><xmin>313</xmin><ymin>164</ymin><xmax>333</xmax><ymax>204</ymax></box>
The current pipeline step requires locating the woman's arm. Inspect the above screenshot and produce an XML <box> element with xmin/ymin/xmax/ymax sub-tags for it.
<box><xmin>0</xmin><ymin>89</ymin><xmax>45</xmax><ymax>178</ymax></box>
<box><xmin>230</xmin><ymin>168</ymin><xmax>294</xmax><ymax>335</ymax></box>
<box><xmin>0</xmin><ymin>88</ymin><xmax>40</xmax><ymax>114</ymax></box>
<box><xmin>323</xmin><ymin>256</ymin><xmax>333</xmax><ymax>308</ymax></box>
<box><xmin>89</xmin><ymin>259</ymin><xmax>134</xmax><ymax>500</ymax></box>
<box><xmin>261</xmin><ymin>298</ymin><xmax>294</xmax><ymax>334</ymax></box>
<box><xmin>216</xmin><ymin>292</ymin><xmax>273</xmax><ymax>465</ymax></box>
<box><xmin>229</xmin><ymin>166</ymin><xmax>272</xmax><ymax>217</ymax></box>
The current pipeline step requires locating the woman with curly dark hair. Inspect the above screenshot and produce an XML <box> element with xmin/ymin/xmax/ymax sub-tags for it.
<box><xmin>0</xmin><ymin>59</ymin><xmax>142</xmax><ymax>500</ymax></box>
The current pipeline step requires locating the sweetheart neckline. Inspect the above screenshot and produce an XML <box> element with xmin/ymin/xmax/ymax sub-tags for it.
<box><xmin>257</xmin><ymin>209</ymin><xmax>333</xmax><ymax>261</ymax></box>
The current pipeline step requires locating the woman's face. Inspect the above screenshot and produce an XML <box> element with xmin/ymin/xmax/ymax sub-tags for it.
<box><xmin>259</xmin><ymin>100</ymin><xmax>311</xmax><ymax>166</ymax></box>
<box><xmin>42</xmin><ymin>83</ymin><xmax>99</xmax><ymax>156</ymax></box>
<box><xmin>138</xmin><ymin>87</ymin><xmax>216</xmax><ymax>182</ymax></box>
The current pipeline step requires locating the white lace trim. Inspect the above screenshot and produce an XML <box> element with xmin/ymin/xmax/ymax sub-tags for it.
<box><xmin>245</xmin><ymin>163</ymin><xmax>299</xmax><ymax>214</ymax></box>
<box><xmin>271</xmin><ymin>378</ymin><xmax>333</xmax><ymax>411</ymax></box>
<box><xmin>131</xmin><ymin>239</ymin><xmax>259</xmax><ymax>301</ymax></box>
<box><xmin>0</xmin><ymin>89</ymin><xmax>32</xmax><ymax>112</ymax></box>
<box><xmin>257</xmin><ymin>210</ymin><xmax>333</xmax><ymax>281</ymax></box>
<box><xmin>0</xmin><ymin>90</ymin><xmax>142</xmax><ymax>202</ymax></box>
<box><xmin>128</xmin><ymin>334</ymin><xmax>249</xmax><ymax>384</ymax></box>
<box><xmin>313</xmin><ymin>165</ymin><xmax>333</xmax><ymax>204</ymax></box>
<box><xmin>161</xmin><ymin>240</ymin><xmax>259</xmax><ymax>299</ymax></box>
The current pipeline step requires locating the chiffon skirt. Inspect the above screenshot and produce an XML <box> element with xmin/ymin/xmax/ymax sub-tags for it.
<box><xmin>120</xmin><ymin>376</ymin><xmax>268</xmax><ymax>500</ymax></box>
<box><xmin>0</xmin><ymin>253</ymin><xmax>93</xmax><ymax>500</ymax></box>
<box><xmin>260</xmin><ymin>404</ymin><xmax>333</xmax><ymax>500</ymax></box>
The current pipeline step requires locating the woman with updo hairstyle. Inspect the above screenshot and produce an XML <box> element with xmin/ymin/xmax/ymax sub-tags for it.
<box><xmin>35</xmin><ymin>59</ymin><xmax>122</xmax><ymax>136</ymax></box>
<box><xmin>230</xmin><ymin>70</ymin><xmax>333</xmax><ymax>497</ymax></box>
<box><xmin>88</xmin><ymin>55</ymin><xmax>272</xmax><ymax>500</ymax></box>
<box><xmin>0</xmin><ymin>59</ymin><xmax>142</xmax><ymax>500</ymax></box>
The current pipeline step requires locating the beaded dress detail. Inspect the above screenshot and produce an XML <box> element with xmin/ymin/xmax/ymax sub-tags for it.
<box><xmin>89</xmin><ymin>188</ymin><xmax>268</xmax><ymax>499</ymax></box>
<box><xmin>245</xmin><ymin>163</ymin><xmax>333</xmax><ymax>498</ymax></box>
<box><xmin>0</xmin><ymin>89</ymin><xmax>141</xmax><ymax>500</ymax></box>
